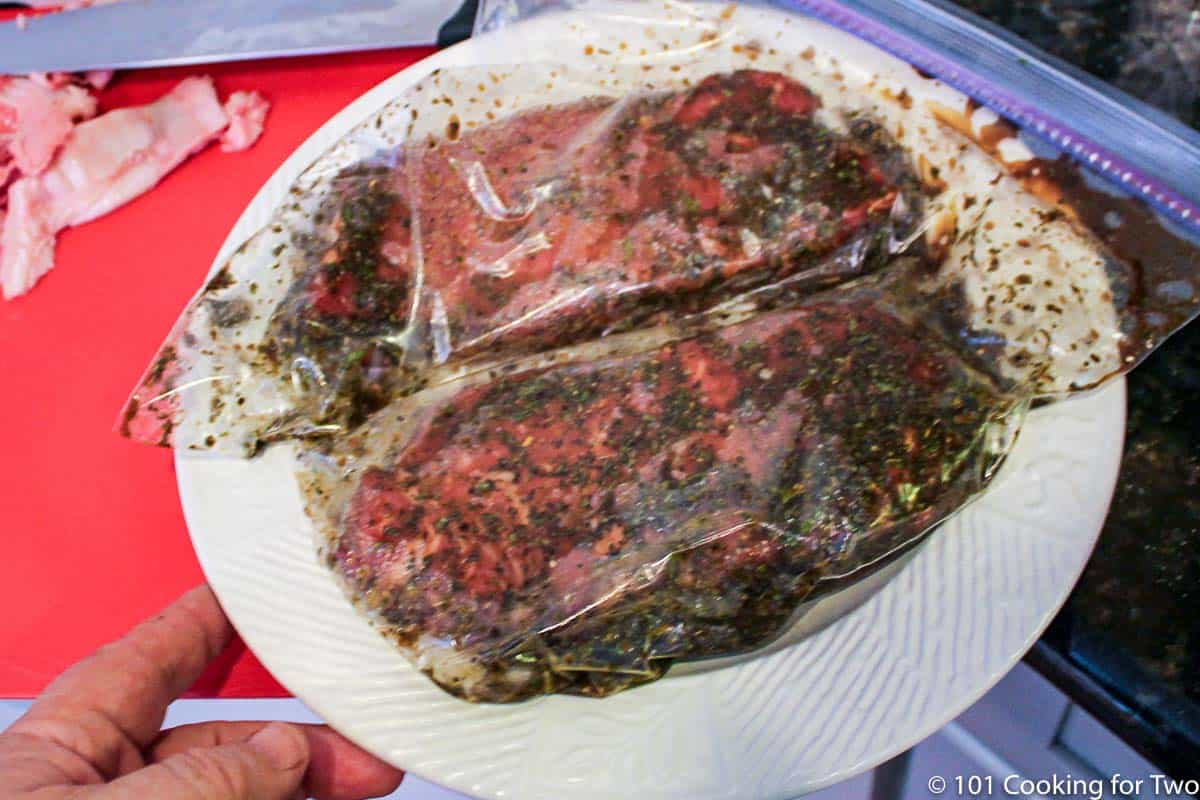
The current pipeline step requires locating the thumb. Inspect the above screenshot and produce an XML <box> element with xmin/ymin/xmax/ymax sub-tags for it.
<box><xmin>92</xmin><ymin>722</ymin><xmax>309</xmax><ymax>800</ymax></box>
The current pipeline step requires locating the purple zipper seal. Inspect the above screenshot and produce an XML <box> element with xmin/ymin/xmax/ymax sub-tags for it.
<box><xmin>776</xmin><ymin>0</ymin><xmax>1200</xmax><ymax>237</ymax></box>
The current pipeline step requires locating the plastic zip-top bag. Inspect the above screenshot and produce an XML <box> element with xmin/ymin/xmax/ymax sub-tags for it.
<box><xmin>121</xmin><ymin>1</ymin><xmax>1200</xmax><ymax>701</ymax></box>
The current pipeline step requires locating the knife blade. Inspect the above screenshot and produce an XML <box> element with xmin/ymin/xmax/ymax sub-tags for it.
<box><xmin>0</xmin><ymin>0</ymin><xmax>479</xmax><ymax>75</ymax></box>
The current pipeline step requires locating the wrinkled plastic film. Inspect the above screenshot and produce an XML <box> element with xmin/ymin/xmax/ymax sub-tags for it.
<box><xmin>121</xmin><ymin>64</ymin><xmax>625</xmax><ymax>452</ymax></box>
<box><xmin>118</xmin><ymin>1</ymin><xmax>1200</xmax><ymax>701</ymax></box>
<box><xmin>121</xmin><ymin>3</ymin><xmax>1200</xmax><ymax>455</ymax></box>
<box><xmin>300</xmin><ymin>274</ymin><xmax>1027</xmax><ymax>700</ymax></box>
<box><xmin>466</xmin><ymin>0</ymin><xmax>1200</xmax><ymax>385</ymax></box>
<box><xmin>476</xmin><ymin>0</ymin><xmax>1200</xmax><ymax>228</ymax></box>
<box><xmin>122</xmin><ymin>59</ymin><xmax>931</xmax><ymax>453</ymax></box>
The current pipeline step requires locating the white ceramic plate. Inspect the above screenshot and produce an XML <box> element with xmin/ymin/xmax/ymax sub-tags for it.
<box><xmin>178</xmin><ymin>7</ymin><xmax>1126</xmax><ymax>798</ymax></box>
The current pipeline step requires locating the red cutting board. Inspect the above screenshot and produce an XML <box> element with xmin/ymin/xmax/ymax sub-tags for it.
<box><xmin>0</xmin><ymin>45</ymin><xmax>435</xmax><ymax>698</ymax></box>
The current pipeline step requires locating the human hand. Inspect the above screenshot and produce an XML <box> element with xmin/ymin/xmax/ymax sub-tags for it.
<box><xmin>0</xmin><ymin>584</ymin><xmax>403</xmax><ymax>799</ymax></box>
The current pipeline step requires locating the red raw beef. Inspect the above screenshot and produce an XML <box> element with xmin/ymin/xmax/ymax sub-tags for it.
<box><xmin>330</xmin><ymin>292</ymin><xmax>1008</xmax><ymax>700</ymax></box>
<box><xmin>281</xmin><ymin>70</ymin><xmax>917</xmax><ymax>429</ymax></box>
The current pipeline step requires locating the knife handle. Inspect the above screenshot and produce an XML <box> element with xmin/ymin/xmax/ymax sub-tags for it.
<box><xmin>437</xmin><ymin>0</ymin><xmax>480</xmax><ymax>48</ymax></box>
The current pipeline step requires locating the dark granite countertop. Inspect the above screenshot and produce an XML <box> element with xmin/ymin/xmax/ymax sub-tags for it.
<box><xmin>1030</xmin><ymin>322</ymin><xmax>1200</xmax><ymax>781</ymax></box>
<box><xmin>950</xmin><ymin>0</ymin><xmax>1200</xmax><ymax>779</ymax></box>
<box><xmin>952</xmin><ymin>0</ymin><xmax>1199</xmax><ymax>131</ymax></box>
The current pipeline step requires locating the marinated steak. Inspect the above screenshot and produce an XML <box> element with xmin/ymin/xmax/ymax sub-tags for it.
<box><xmin>329</xmin><ymin>294</ymin><xmax>1012</xmax><ymax>701</ymax></box>
<box><xmin>275</xmin><ymin>70</ymin><xmax>917</xmax><ymax>429</ymax></box>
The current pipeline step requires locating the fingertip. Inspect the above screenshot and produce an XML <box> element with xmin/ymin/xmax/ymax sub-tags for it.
<box><xmin>302</xmin><ymin>726</ymin><xmax>404</xmax><ymax>800</ymax></box>
<box><xmin>247</xmin><ymin>722</ymin><xmax>310</xmax><ymax>772</ymax></box>
<box><xmin>177</xmin><ymin>584</ymin><xmax>229</xmax><ymax>628</ymax></box>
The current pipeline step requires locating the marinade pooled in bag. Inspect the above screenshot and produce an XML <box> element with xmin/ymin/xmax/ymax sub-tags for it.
<box><xmin>303</xmin><ymin>279</ymin><xmax>1020</xmax><ymax>701</ymax></box>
